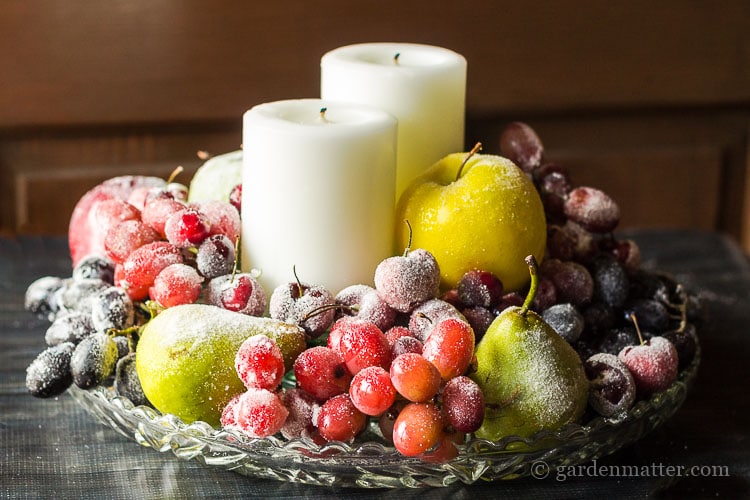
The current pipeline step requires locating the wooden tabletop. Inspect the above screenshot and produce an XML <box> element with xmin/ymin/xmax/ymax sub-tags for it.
<box><xmin>1</xmin><ymin>229</ymin><xmax>748</xmax><ymax>499</ymax></box>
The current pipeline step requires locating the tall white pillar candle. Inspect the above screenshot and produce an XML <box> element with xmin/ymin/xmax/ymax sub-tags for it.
<box><xmin>321</xmin><ymin>42</ymin><xmax>466</xmax><ymax>200</ymax></box>
<box><xmin>241</xmin><ymin>99</ymin><xmax>397</xmax><ymax>295</ymax></box>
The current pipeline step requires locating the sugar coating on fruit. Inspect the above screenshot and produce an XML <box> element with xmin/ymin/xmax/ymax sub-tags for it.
<box><xmin>335</xmin><ymin>284</ymin><xmax>397</xmax><ymax>332</ymax></box>
<box><xmin>25</xmin><ymin>276</ymin><xmax>65</xmax><ymax>320</ymax></box>
<box><xmin>196</xmin><ymin>234</ymin><xmax>236</xmax><ymax>279</ymax></box>
<box><xmin>374</xmin><ymin>249</ymin><xmax>440</xmax><ymax>313</ymax></box>
<box><xmin>564</xmin><ymin>186</ymin><xmax>620</xmax><ymax>233</ymax></box>
<box><xmin>26</xmin><ymin>342</ymin><xmax>75</xmax><ymax>398</ymax></box>
<box><xmin>151</xmin><ymin>263</ymin><xmax>204</xmax><ymax>307</ymax></box>
<box><xmin>269</xmin><ymin>282</ymin><xmax>335</xmax><ymax>338</ymax></box>
<box><xmin>279</xmin><ymin>388</ymin><xmax>319</xmax><ymax>440</ymax></box>
<box><xmin>293</xmin><ymin>346</ymin><xmax>351</xmax><ymax>401</ymax></box>
<box><xmin>164</xmin><ymin>208</ymin><xmax>211</xmax><ymax>248</ymax></box>
<box><xmin>584</xmin><ymin>353</ymin><xmax>636</xmax><ymax>417</ymax></box>
<box><xmin>618</xmin><ymin>336</ymin><xmax>678</xmax><ymax>395</ymax></box>
<box><xmin>234</xmin><ymin>334</ymin><xmax>285</xmax><ymax>390</ymax></box>
<box><xmin>45</xmin><ymin>311</ymin><xmax>95</xmax><ymax>346</ymax></box>
<box><xmin>68</xmin><ymin>175</ymin><xmax>164</xmax><ymax>266</ymax></box>
<box><xmin>90</xmin><ymin>286</ymin><xmax>135</xmax><ymax>332</ymax></box>
<box><xmin>141</xmin><ymin>198</ymin><xmax>186</xmax><ymax>237</ymax></box>
<box><xmin>206</xmin><ymin>273</ymin><xmax>267</xmax><ymax>317</ymax></box>
<box><xmin>442</xmin><ymin>375</ymin><xmax>485</xmax><ymax>433</ymax></box>
<box><xmin>104</xmin><ymin>220</ymin><xmax>160</xmax><ymax>264</ymax></box>
<box><xmin>56</xmin><ymin>278</ymin><xmax>111</xmax><ymax>315</ymax></box>
<box><xmin>408</xmin><ymin>298</ymin><xmax>465</xmax><ymax>342</ymax></box>
<box><xmin>198</xmin><ymin>200</ymin><xmax>241</xmax><ymax>243</ymax></box>
<box><xmin>73</xmin><ymin>255</ymin><xmax>115</xmax><ymax>284</ymax></box>
<box><xmin>542</xmin><ymin>303</ymin><xmax>584</xmax><ymax>343</ymax></box>
<box><xmin>232</xmin><ymin>388</ymin><xmax>289</xmax><ymax>438</ymax></box>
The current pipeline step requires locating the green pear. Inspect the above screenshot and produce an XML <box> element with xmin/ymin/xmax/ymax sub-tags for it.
<box><xmin>471</xmin><ymin>256</ymin><xmax>588</xmax><ymax>441</ymax></box>
<box><xmin>135</xmin><ymin>304</ymin><xmax>306</xmax><ymax>427</ymax></box>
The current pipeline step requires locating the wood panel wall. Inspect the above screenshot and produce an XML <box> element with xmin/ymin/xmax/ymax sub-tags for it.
<box><xmin>1</xmin><ymin>1</ymin><xmax>749</xmax><ymax>251</ymax></box>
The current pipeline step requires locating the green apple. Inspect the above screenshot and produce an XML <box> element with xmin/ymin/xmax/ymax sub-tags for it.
<box><xmin>135</xmin><ymin>304</ymin><xmax>306</xmax><ymax>427</ymax></box>
<box><xmin>187</xmin><ymin>150</ymin><xmax>242</xmax><ymax>204</ymax></box>
<box><xmin>396</xmin><ymin>151</ymin><xmax>546</xmax><ymax>292</ymax></box>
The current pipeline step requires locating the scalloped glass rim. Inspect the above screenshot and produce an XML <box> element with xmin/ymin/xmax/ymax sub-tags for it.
<box><xmin>68</xmin><ymin>342</ymin><xmax>700</xmax><ymax>489</ymax></box>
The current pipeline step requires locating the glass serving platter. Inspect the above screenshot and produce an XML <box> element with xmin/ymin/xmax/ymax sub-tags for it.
<box><xmin>68</xmin><ymin>342</ymin><xmax>699</xmax><ymax>489</ymax></box>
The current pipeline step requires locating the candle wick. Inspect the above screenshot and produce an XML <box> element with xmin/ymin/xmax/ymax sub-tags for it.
<box><xmin>394</xmin><ymin>52</ymin><xmax>400</xmax><ymax>65</ymax></box>
<box><xmin>319</xmin><ymin>107</ymin><xmax>329</xmax><ymax>123</ymax></box>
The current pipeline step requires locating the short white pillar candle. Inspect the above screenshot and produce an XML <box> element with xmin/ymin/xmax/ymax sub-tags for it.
<box><xmin>241</xmin><ymin>99</ymin><xmax>397</xmax><ymax>296</ymax></box>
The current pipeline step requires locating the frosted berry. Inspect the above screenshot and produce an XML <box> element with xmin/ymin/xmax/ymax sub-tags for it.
<box><xmin>293</xmin><ymin>346</ymin><xmax>352</xmax><ymax>401</ymax></box>
<box><xmin>196</xmin><ymin>234</ymin><xmax>236</xmax><ymax>279</ymax></box>
<box><xmin>441</xmin><ymin>376</ymin><xmax>485</xmax><ymax>433</ymax></box>
<box><xmin>585</xmin><ymin>353</ymin><xmax>636</xmax><ymax>417</ymax></box>
<box><xmin>335</xmin><ymin>284</ymin><xmax>397</xmax><ymax>332</ymax></box>
<box><xmin>349</xmin><ymin>366</ymin><xmax>396</xmax><ymax>416</ymax></box>
<box><xmin>235</xmin><ymin>335</ymin><xmax>285</xmax><ymax>390</ymax></box>
<box><xmin>564</xmin><ymin>186</ymin><xmax>620</xmax><ymax>233</ymax></box>
<box><xmin>233</xmin><ymin>388</ymin><xmax>289</xmax><ymax>438</ymax></box>
<box><xmin>164</xmin><ymin>208</ymin><xmax>211</xmax><ymax>247</ymax></box>
<box><xmin>374</xmin><ymin>249</ymin><xmax>440</xmax><ymax>313</ymax></box>
<box><xmin>207</xmin><ymin>273</ymin><xmax>267</xmax><ymax>317</ymax></box>
<box><xmin>618</xmin><ymin>336</ymin><xmax>678</xmax><ymax>396</ymax></box>
<box><xmin>316</xmin><ymin>393</ymin><xmax>367</xmax><ymax>443</ymax></box>
<box><xmin>150</xmin><ymin>263</ymin><xmax>203</xmax><ymax>308</ymax></box>
<box><xmin>269</xmin><ymin>281</ymin><xmax>335</xmax><ymax>338</ymax></box>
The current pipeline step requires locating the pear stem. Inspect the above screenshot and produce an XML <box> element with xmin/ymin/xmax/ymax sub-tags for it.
<box><xmin>519</xmin><ymin>255</ymin><xmax>539</xmax><ymax>316</ymax></box>
<box><xmin>455</xmin><ymin>142</ymin><xmax>482</xmax><ymax>181</ymax></box>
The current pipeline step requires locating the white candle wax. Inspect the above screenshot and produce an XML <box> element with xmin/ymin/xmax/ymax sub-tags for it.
<box><xmin>321</xmin><ymin>42</ymin><xmax>466</xmax><ymax>200</ymax></box>
<box><xmin>241</xmin><ymin>99</ymin><xmax>397</xmax><ymax>295</ymax></box>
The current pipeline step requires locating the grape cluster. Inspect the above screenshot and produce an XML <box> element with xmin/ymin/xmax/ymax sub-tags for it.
<box><xmin>490</xmin><ymin>122</ymin><xmax>703</xmax><ymax>414</ymax></box>
<box><xmin>24</xmin><ymin>256</ymin><xmax>146</xmax><ymax>403</ymax></box>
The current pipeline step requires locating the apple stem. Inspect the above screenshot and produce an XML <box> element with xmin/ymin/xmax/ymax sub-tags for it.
<box><xmin>519</xmin><ymin>255</ymin><xmax>539</xmax><ymax>316</ymax></box>
<box><xmin>455</xmin><ymin>142</ymin><xmax>482</xmax><ymax>181</ymax></box>
<box><xmin>403</xmin><ymin>219</ymin><xmax>413</xmax><ymax>257</ymax></box>
<box><xmin>319</xmin><ymin>107</ymin><xmax>329</xmax><ymax>123</ymax></box>
<box><xmin>166</xmin><ymin>165</ymin><xmax>184</xmax><ymax>184</ymax></box>
<box><xmin>630</xmin><ymin>312</ymin><xmax>646</xmax><ymax>345</ymax></box>
<box><xmin>394</xmin><ymin>52</ymin><xmax>401</xmax><ymax>65</ymax></box>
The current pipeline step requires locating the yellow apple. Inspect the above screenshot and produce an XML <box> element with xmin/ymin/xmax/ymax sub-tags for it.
<box><xmin>396</xmin><ymin>151</ymin><xmax>546</xmax><ymax>292</ymax></box>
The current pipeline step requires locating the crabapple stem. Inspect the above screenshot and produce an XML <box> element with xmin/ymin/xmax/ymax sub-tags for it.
<box><xmin>519</xmin><ymin>255</ymin><xmax>539</xmax><ymax>316</ymax></box>
<box><xmin>455</xmin><ymin>142</ymin><xmax>482</xmax><ymax>181</ymax></box>
<box><xmin>229</xmin><ymin>235</ymin><xmax>240</xmax><ymax>284</ymax></box>
<box><xmin>630</xmin><ymin>312</ymin><xmax>645</xmax><ymax>345</ymax></box>
<box><xmin>292</xmin><ymin>265</ymin><xmax>303</xmax><ymax>298</ymax></box>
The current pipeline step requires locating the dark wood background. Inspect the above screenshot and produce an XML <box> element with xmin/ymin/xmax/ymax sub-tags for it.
<box><xmin>1</xmin><ymin>1</ymin><xmax>749</xmax><ymax>251</ymax></box>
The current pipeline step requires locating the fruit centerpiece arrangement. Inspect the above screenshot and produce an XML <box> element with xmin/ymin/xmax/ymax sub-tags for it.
<box><xmin>23</xmin><ymin>122</ymin><xmax>702</xmax><ymax>484</ymax></box>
